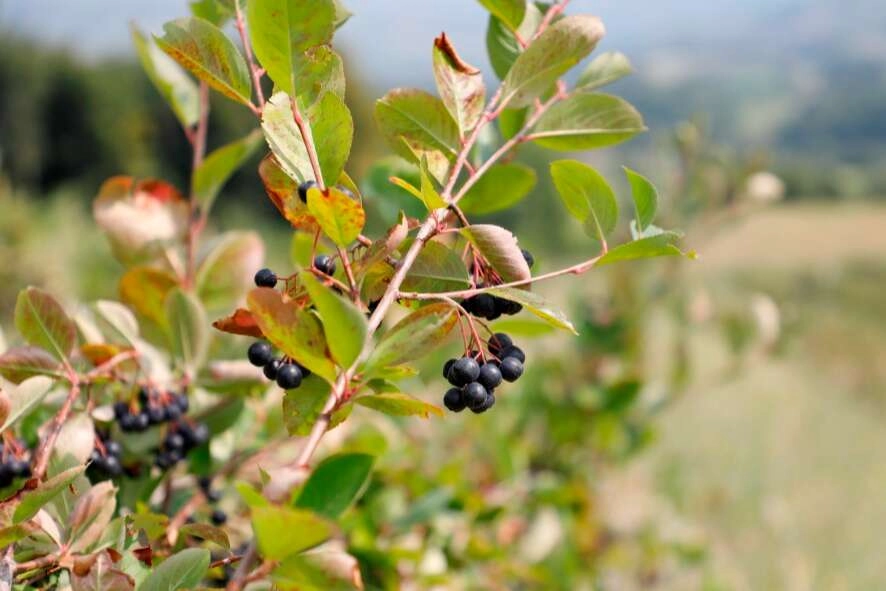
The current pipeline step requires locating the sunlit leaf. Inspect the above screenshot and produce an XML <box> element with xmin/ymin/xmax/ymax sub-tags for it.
<box><xmin>364</xmin><ymin>303</ymin><xmax>458</xmax><ymax>371</ymax></box>
<box><xmin>246</xmin><ymin>288</ymin><xmax>337</xmax><ymax>383</ymax></box>
<box><xmin>486</xmin><ymin>5</ymin><xmax>543</xmax><ymax>80</ymax></box>
<box><xmin>487</xmin><ymin>286</ymin><xmax>578</xmax><ymax>334</ymax></box>
<box><xmin>155</xmin><ymin>17</ymin><xmax>252</xmax><ymax>105</ymax></box>
<box><xmin>120</xmin><ymin>266</ymin><xmax>178</xmax><ymax>328</ymax></box>
<box><xmin>477</xmin><ymin>0</ymin><xmax>526</xmax><ymax>31</ymax></box>
<box><xmin>252</xmin><ymin>505</ymin><xmax>333</xmax><ymax>561</ymax></box>
<box><xmin>258</xmin><ymin>153</ymin><xmax>318</xmax><ymax>232</ymax></box>
<box><xmin>597</xmin><ymin>232</ymin><xmax>694</xmax><ymax>266</ymax></box>
<box><xmin>623</xmin><ymin>166</ymin><xmax>659</xmax><ymax>233</ymax></box>
<box><xmin>307</xmin><ymin>186</ymin><xmax>365</xmax><ymax>247</ymax></box>
<box><xmin>550</xmin><ymin>160</ymin><xmax>618</xmax><ymax>243</ymax></box>
<box><xmin>356</xmin><ymin>391</ymin><xmax>444</xmax><ymax>419</ymax></box>
<box><xmin>261</xmin><ymin>92</ymin><xmax>312</xmax><ymax>183</ymax></box>
<box><xmin>196</xmin><ymin>231</ymin><xmax>265</xmax><ymax>310</ymax></box>
<box><xmin>502</xmin><ymin>15</ymin><xmax>605</xmax><ymax>107</ymax></box>
<box><xmin>300</xmin><ymin>272</ymin><xmax>367</xmax><ymax>367</ymax></box>
<box><xmin>212</xmin><ymin>308</ymin><xmax>264</xmax><ymax>338</ymax></box>
<box><xmin>132</xmin><ymin>25</ymin><xmax>199</xmax><ymax>128</ymax></box>
<box><xmin>14</xmin><ymin>466</ymin><xmax>86</xmax><ymax>524</ymax></box>
<box><xmin>68</xmin><ymin>481</ymin><xmax>117</xmax><ymax>553</ymax></box>
<box><xmin>308</xmin><ymin>91</ymin><xmax>354</xmax><ymax>185</ymax></box>
<box><xmin>576</xmin><ymin>51</ymin><xmax>633</xmax><ymax>92</ymax></box>
<box><xmin>295</xmin><ymin>453</ymin><xmax>374</xmax><ymax>518</ymax></box>
<box><xmin>531</xmin><ymin>93</ymin><xmax>645</xmax><ymax>151</ymax></box>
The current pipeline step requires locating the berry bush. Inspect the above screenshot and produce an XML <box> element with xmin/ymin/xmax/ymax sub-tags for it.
<box><xmin>0</xmin><ymin>0</ymin><xmax>693</xmax><ymax>588</ymax></box>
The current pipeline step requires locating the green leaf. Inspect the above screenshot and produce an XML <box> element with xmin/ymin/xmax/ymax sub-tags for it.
<box><xmin>490</xmin><ymin>316</ymin><xmax>557</xmax><ymax>337</ymax></box>
<box><xmin>252</xmin><ymin>505</ymin><xmax>333</xmax><ymax>561</ymax></box>
<box><xmin>374</xmin><ymin>89</ymin><xmax>460</xmax><ymax>180</ymax></box>
<box><xmin>459</xmin><ymin>162</ymin><xmax>536</xmax><ymax>215</ymax></box>
<box><xmin>273</xmin><ymin>554</ymin><xmax>356</xmax><ymax>591</ymax></box>
<box><xmin>179</xmin><ymin>523</ymin><xmax>230</xmax><ymax>548</ymax></box>
<box><xmin>486</xmin><ymin>286</ymin><xmax>578</xmax><ymax>334</ymax></box>
<box><xmin>300</xmin><ymin>272</ymin><xmax>367</xmax><ymax>367</ymax></box>
<box><xmin>501</xmin><ymin>15</ymin><xmax>605</xmax><ymax>108</ymax></box>
<box><xmin>155</xmin><ymin>17</ymin><xmax>252</xmax><ymax>105</ymax></box>
<box><xmin>132</xmin><ymin>25</ymin><xmax>199</xmax><ymax>128</ymax></box>
<box><xmin>190</xmin><ymin>0</ymin><xmax>235</xmax><ymax>25</ymax></box>
<box><xmin>433</xmin><ymin>33</ymin><xmax>485</xmax><ymax>137</ymax></box>
<box><xmin>530</xmin><ymin>93</ymin><xmax>646</xmax><ymax>151</ymax></box>
<box><xmin>0</xmin><ymin>346</ymin><xmax>62</xmax><ymax>384</ymax></box>
<box><xmin>419</xmin><ymin>156</ymin><xmax>448</xmax><ymax>210</ymax></box>
<box><xmin>401</xmin><ymin>240</ymin><xmax>470</xmax><ymax>294</ymax></box>
<box><xmin>139</xmin><ymin>548</ymin><xmax>210</xmax><ymax>591</ymax></box>
<box><xmin>550</xmin><ymin>160</ymin><xmax>618</xmax><ymax>243</ymax></box>
<box><xmin>295</xmin><ymin>453</ymin><xmax>374</xmax><ymax>518</ymax></box>
<box><xmin>460</xmin><ymin>224</ymin><xmax>532</xmax><ymax>285</ymax></box>
<box><xmin>165</xmin><ymin>288</ymin><xmax>210</xmax><ymax>372</ymax></box>
<box><xmin>477</xmin><ymin>0</ymin><xmax>526</xmax><ymax>31</ymax></box>
<box><xmin>498</xmin><ymin>107</ymin><xmax>527</xmax><ymax>140</ymax></box>
<box><xmin>282</xmin><ymin>375</ymin><xmax>350</xmax><ymax>436</ymax></box>
<box><xmin>261</xmin><ymin>92</ymin><xmax>312</xmax><ymax>182</ymax></box>
<box><xmin>15</xmin><ymin>287</ymin><xmax>77</xmax><ymax>361</ymax></box>
<box><xmin>307</xmin><ymin>186</ymin><xmax>365</xmax><ymax>247</ymax></box>
<box><xmin>309</xmin><ymin>91</ymin><xmax>354</xmax><ymax>185</ymax></box>
<box><xmin>196</xmin><ymin>231</ymin><xmax>265</xmax><ymax>311</ymax></box>
<box><xmin>357</xmin><ymin>213</ymin><xmax>408</xmax><ymax>275</ymax></box>
<box><xmin>246</xmin><ymin>288</ymin><xmax>337</xmax><ymax>383</ymax></box>
<box><xmin>356</xmin><ymin>391</ymin><xmax>444</xmax><ymax>419</ymax></box>
<box><xmin>68</xmin><ymin>481</ymin><xmax>117</xmax><ymax>553</ymax></box>
<box><xmin>576</xmin><ymin>51</ymin><xmax>633</xmax><ymax>91</ymax></box>
<box><xmin>120</xmin><ymin>266</ymin><xmax>178</xmax><ymax>328</ymax></box>
<box><xmin>246</xmin><ymin>0</ymin><xmax>335</xmax><ymax>98</ymax></box>
<box><xmin>486</xmin><ymin>5</ymin><xmax>543</xmax><ymax>80</ymax></box>
<box><xmin>596</xmin><ymin>232</ymin><xmax>693</xmax><ymax>266</ymax></box>
<box><xmin>193</xmin><ymin>130</ymin><xmax>263</xmax><ymax>212</ymax></box>
<box><xmin>14</xmin><ymin>465</ymin><xmax>86</xmax><ymax>524</ymax></box>
<box><xmin>292</xmin><ymin>45</ymin><xmax>346</xmax><ymax>108</ymax></box>
<box><xmin>623</xmin><ymin>167</ymin><xmax>658</xmax><ymax>233</ymax></box>
<box><xmin>364</xmin><ymin>303</ymin><xmax>458</xmax><ymax>371</ymax></box>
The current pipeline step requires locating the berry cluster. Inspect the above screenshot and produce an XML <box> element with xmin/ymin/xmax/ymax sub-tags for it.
<box><xmin>0</xmin><ymin>440</ymin><xmax>32</xmax><ymax>488</ymax></box>
<box><xmin>248</xmin><ymin>340</ymin><xmax>311</xmax><ymax>390</ymax></box>
<box><xmin>155</xmin><ymin>422</ymin><xmax>210</xmax><ymax>470</ymax></box>
<box><xmin>113</xmin><ymin>388</ymin><xmax>190</xmax><ymax>432</ymax></box>
<box><xmin>461</xmin><ymin>249</ymin><xmax>534</xmax><ymax>320</ymax></box>
<box><xmin>442</xmin><ymin>333</ymin><xmax>525</xmax><ymax>414</ymax></box>
<box><xmin>88</xmin><ymin>432</ymin><xmax>124</xmax><ymax>478</ymax></box>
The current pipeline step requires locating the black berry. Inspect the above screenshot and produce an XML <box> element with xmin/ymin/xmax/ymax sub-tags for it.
<box><xmin>313</xmin><ymin>254</ymin><xmax>336</xmax><ymax>276</ymax></box>
<box><xmin>9</xmin><ymin>459</ymin><xmax>31</xmax><ymax>479</ymax></box>
<box><xmin>206</xmin><ymin>489</ymin><xmax>222</xmax><ymax>503</ymax></box>
<box><xmin>487</xmin><ymin>333</ymin><xmax>513</xmax><ymax>356</ymax></box>
<box><xmin>462</xmin><ymin>382</ymin><xmax>488</xmax><ymax>408</ymax></box>
<box><xmin>471</xmin><ymin>392</ymin><xmax>496</xmax><ymax>414</ymax></box>
<box><xmin>499</xmin><ymin>357</ymin><xmax>524</xmax><ymax>382</ymax></box>
<box><xmin>104</xmin><ymin>440</ymin><xmax>123</xmax><ymax>457</ymax></box>
<box><xmin>164</xmin><ymin>432</ymin><xmax>185</xmax><ymax>452</ymax></box>
<box><xmin>471</xmin><ymin>294</ymin><xmax>496</xmax><ymax>319</ymax></box>
<box><xmin>164</xmin><ymin>403</ymin><xmax>182</xmax><ymax>422</ymax></box>
<box><xmin>254</xmin><ymin>268</ymin><xmax>278</xmax><ymax>288</ymax></box>
<box><xmin>211</xmin><ymin>509</ymin><xmax>228</xmax><ymax>526</ymax></box>
<box><xmin>133</xmin><ymin>412</ymin><xmax>150</xmax><ymax>432</ymax></box>
<box><xmin>248</xmin><ymin>341</ymin><xmax>274</xmax><ymax>367</ymax></box>
<box><xmin>119</xmin><ymin>413</ymin><xmax>138</xmax><ymax>432</ymax></box>
<box><xmin>147</xmin><ymin>405</ymin><xmax>166</xmax><ymax>425</ymax></box>
<box><xmin>102</xmin><ymin>455</ymin><xmax>123</xmax><ymax>476</ymax></box>
<box><xmin>113</xmin><ymin>401</ymin><xmax>129</xmax><ymax>420</ymax></box>
<box><xmin>443</xmin><ymin>387</ymin><xmax>466</xmax><ymax>412</ymax></box>
<box><xmin>175</xmin><ymin>393</ymin><xmax>190</xmax><ymax>413</ymax></box>
<box><xmin>478</xmin><ymin>363</ymin><xmax>502</xmax><ymax>390</ymax></box>
<box><xmin>198</xmin><ymin>475</ymin><xmax>212</xmax><ymax>491</ymax></box>
<box><xmin>0</xmin><ymin>463</ymin><xmax>12</xmax><ymax>488</ymax></box>
<box><xmin>298</xmin><ymin>180</ymin><xmax>317</xmax><ymax>202</ymax></box>
<box><xmin>521</xmin><ymin>248</ymin><xmax>535</xmax><ymax>269</ymax></box>
<box><xmin>276</xmin><ymin>363</ymin><xmax>303</xmax><ymax>390</ymax></box>
<box><xmin>499</xmin><ymin>298</ymin><xmax>523</xmax><ymax>315</ymax></box>
<box><xmin>501</xmin><ymin>346</ymin><xmax>525</xmax><ymax>363</ymax></box>
<box><xmin>449</xmin><ymin>357</ymin><xmax>480</xmax><ymax>386</ymax></box>
<box><xmin>443</xmin><ymin>359</ymin><xmax>456</xmax><ymax>380</ymax></box>
<box><xmin>263</xmin><ymin>358</ymin><xmax>282</xmax><ymax>380</ymax></box>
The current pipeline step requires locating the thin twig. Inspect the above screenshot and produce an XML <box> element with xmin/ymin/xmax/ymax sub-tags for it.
<box><xmin>31</xmin><ymin>368</ymin><xmax>80</xmax><ymax>481</ymax></box>
<box><xmin>234</xmin><ymin>0</ymin><xmax>266</xmax><ymax>108</ymax></box>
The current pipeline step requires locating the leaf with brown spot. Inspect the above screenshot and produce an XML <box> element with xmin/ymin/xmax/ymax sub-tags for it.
<box><xmin>258</xmin><ymin>154</ymin><xmax>319</xmax><ymax>232</ymax></box>
<box><xmin>307</xmin><ymin>186</ymin><xmax>365</xmax><ymax>247</ymax></box>
<box><xmin>0</xmin><ymin>346</ymin><xmax>62</xmax><ymax>384</ymax></box>
<box><xmin>433</xmin><ymin>32</ymin><xmax>485</xmax><ymax>136</ymax></box>
<box><xmin>212</xmin><ymin>308</ymin><xmax>264</xmax><ymax>338</ymax></box>
<box><xmin>119</xmin><ymin>266</ymin><xmax>178</xmax><ymax>327</ymax></box>
<box><xmin>246</xmin><ymin>288</ymin><xmax>337</xmax><ymax>383</ymax></box>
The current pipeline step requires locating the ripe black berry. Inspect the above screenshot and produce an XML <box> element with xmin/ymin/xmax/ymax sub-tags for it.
<box><xmin>254</xmin><ymin>268</ymin><xmax>278</xmax><ymax>288</ymax></box>
<box><xmin>298</xmin><ymin>180</ymin><xmax>317</xmax><ymax>202</ymax></box>
<box><xmin>155</xmin><ymin>453</ymin><xmax>174</xmax><ymax>470</ymax></box>
<box><xmin>443</xmin><ymin>359</ymin><xmax>456</xmax><ymax>380</ymax></box>
<box><xmin>471</xmin><ymin>392</ymin><xmax>496</xmax><ymax>414</ymax></box>
<box><xmin>521</xmin><ymin>248</ymin><xmax>535</xmax><ymax>269</ymax></box>
<box><xmin>263</xmin><ymin>358</ymin><xmax>282</xmax><ymax>380</ymax></box>
<box><xmin>443</xmin><ymin>387</ymin><xmax>466</xmax><ymax>412</ymax></box>
<box><xmin>175</xmin><ymin>393</ymin><xmax>190</xmax><ymax>413</ymax></box>
<box><xmin>198</xmin><ymin>475</ymin><xmax>212</xmax><ymax>491</ymax></box>
<box><xmin>499</xmin><ymin>357</ymin><xmax>524</xmax><ymax>382</ymax></box>
<box><xmin>248</xmin><ymin>341</ymin><xmax>274</xmax><ymax>367</ymax></box>
<box><xmin>206</xmin><ymin>489</ymin><xmax>222</xmax><ymax>503</ymax></box>
<box><xmin>501</xmin><ymin>346</ymin><xmax>525</xmax><ymax>363</ymax></box>
<box><xmin>0</xmin><ymin>463</ymin><xmax>13</xmax><ymax>488</ymax></box>
<box><xmin>487</xmin><ymin>333</ymin><xmax>513</xmax><ymax>356</ymax></box>
<box><xmin>133</xmin><ymin>412</ymin><xmax>150</xmax><ymax>432</ymax></box>
<box><xmin>102</xmin><ymin>455</ymin><xmax>123</xmax><ymax>477</ymax></box>
<box><xmin>147</xmin><ymin>405</ymin><xmax>166</xmax><ymax>425</ymax></box>
<box><xmin>211</xmin><ymin>509</ymin><xmax>228</xmax><ymax>525</ymax></box>
<box><xmin>497</xmin><ymin>297</ymin><xmax>523</xmax><ymax>316</ymax></box>
<box><xmin>462</xmin><ymin>382</ymin><xmax>488</xmax><ymax>408</ymax></box>
<box><xmin>104</xmin><ymin>440</ymin><xmax>122</xmax><ymax>457</ymax></box>
<box><xmin>164</xmin><ymin>403</ymin><xmax>182</xmax><ymax>422</ymax></box>
<box><xmin>164</xmin><ymin>432</ymin><xmax>185</xmax><ymax>452</ymax></box>
<box><xmin>119</xmin><ymin>413</ymin><xmax>137</xmax><ymax>432</ymax></box>
<box><xmin>189</xmin><ymin>423</ymin><xmax>210</xmax><ymax>446</ymax></box>
<box><xmin>113</xmin><ymin>401</ymin><xmax>129</xmax><ymax>420</ymax></box>
<box><xmin>9</xmin><ymin>459</ymin><xmax>31</xmax><ymax>479</ymax></box>
<box><xmin>478</xmin><ymin>363</ymin><xmax>502</xmax><ymax>390</ymax></box>
<box><xmin>276</xmin><ymin>363</ymin><xmax>303</xmax><ymax>390</ymax></box>
<box><xmin>449</xmin><ymin>357</ymin><xmax>480</xmax><ymax>386</ymax></box>
<box><xmin>313</xmin><ymin>254</ymin><xmax>336</xmax><ymax>276</ymax></box>
<box><xmin>471</xmin><ymin>294</ymin><xmax>496</xmax><ymax>319</ymax></box>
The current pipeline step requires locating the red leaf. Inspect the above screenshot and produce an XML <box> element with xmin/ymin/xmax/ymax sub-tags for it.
<box><xmin>212</xmin><ymin>308</ymin><xmax>264</xmax><ymax>338</ymax></box>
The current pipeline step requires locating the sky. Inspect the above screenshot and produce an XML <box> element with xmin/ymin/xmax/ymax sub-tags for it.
<box><xmin>0</xmin><ymin>0</ymin><xmax>796</xmax><ymax>88</ymax></box>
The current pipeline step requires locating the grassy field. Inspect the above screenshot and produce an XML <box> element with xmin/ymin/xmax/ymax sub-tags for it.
<box><xmin>644</xmin><ymin>203</ymin><xmax>886</xmax><ymax>590</ymax></box>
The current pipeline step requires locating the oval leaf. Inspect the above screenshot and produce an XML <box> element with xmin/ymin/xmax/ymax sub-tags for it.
<box><xmin>252</xmin><ymin>505</ymin><xmax>333</xmax><ymax>561</ymax></box>
<box><xmin>459</xmin><ymin>162</ymin><xmax>536</xmax><ymax>215</ymax></box>
<box><xmin>0</xmin><ymin>346</ymin><xmax>62</xmax><ymax>384</ymax></box>
<box><xmin>15</xmin><ymin>287</ymin><xmax>77</xmax><ymax>361</ymax></box>
<box><xmin>502</xmin><ymin>15</ymin><xmax>605</xmax><ymax>108</ymax></box>
<box><xmin>487</xmin><ymin>286</ymin><xmax>578</xmax><ymax>334</ymax></box>
<box><xmin>308</xmin><ymin>91</ymin><xmax>354</xmax><ymax>185</ymax></box>
<box><xmin>550</xmin><ymin>160</ymin><xmax>618</xmax><ymax>243</ymax></box>
<box><xmin>576</xmin><ymin>51</ymin><xmax>633</xmax><ymax>92</ymax></box>
<box><xmin>295</xmin><ymin>453</ymin><xmax>374</xmax><ymax>518</ymax></box>
<box><xmin>433</xmin><ymin>33</ymin><xmax>485</xmax><ymax>136</ymax></box>
<box><xmin>165</xmin><ymin>288</ymin><xmax>210</xmax><ymax>372</ymax></box>
<box><xmin>246</xmin><ymin>288</ymin><xmax>337</xmax><ymax>383</ymax></box>
<box><xmin>597</xmin><ymin>232</ymin><xmax>693</xmax><ymax>266</ymax></box>
<box><xmin>139</xmin><ymin>548</ymin><xmax>210</xmax><ymax>591</ymax></box>
<box><xmin>477</xmin><ymin>0</ymin><xmax>526</xmax><ymax>31</ymax></box>
<box><xmin>0</xmin><ymin>376</ymin><xmax>54</xmax><ymax>432</ymax></box>
<box><xmin>155</xmin><ymin>17</ymin><xmax>252</xmax><ymax>105</ymax></box>
<box><xmin>282</xmin><ymin>375</ymin><xmax>350</xmax><ymax>436</ymax></box>
<box><xmin>623</xmin><ymin>166</ymin><xmax>658</xmax><ymax>233</ymax></box>
<box><xmin>356</xmin><ymin>391</ymin><xmax>444</xmax><ymax>419</ymax></box>
<box><xmin>196</xmin><ymin>231</ymin><xmax>265</xmax><ymax>310</ymax></box>
<box><xmin>485</xmin><ymin>5</ymin><xmax>543</xmax><ymax>80</ymax></box>
<box><xmin>365</xmin><ymin>302</ymin><xmax>458</xmax><ymax>371</ymax></box>
<box><xmin>258</xmin><ymin>153</ymin><xmax>318</xmax><ymax>231</ymax></box>
<box><xmin>531</xmin><ymin>93</ymin><xmax>645</xmax><ymax>151</ymax></box>
<box><xmin>300</xmin><ymin>272</ymin><xmax>367</xmax><ymax>367</ymax></box>
<box><xmin>460</xmin><ymin>224</ymin><xmax>532</xmax><ymax>285</ymax></box>
<box><xmin>401</xmin><ymin>240</ymin><xmax>471</xmax><ymax>294</ymax></box>
<box><xmin>120</xmin><ymin>266</ymin><xmax>178</xmax><ymax>328</ymax></box>
<box><xmin>192</xmin><ymin>130</ymin><xmax>263</xmax><ymax>212</ymax></box>
<box><xmin>262</xmin><ymin>92</ymin><xmax>313</xmax><ymax>183</ymax></box>
<box><xmin>132</xmin><ymin>25</ymin><xmax>199</xmax><ymax>128</ymax></box>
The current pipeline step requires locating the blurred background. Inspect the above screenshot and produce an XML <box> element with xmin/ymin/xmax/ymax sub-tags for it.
<box><xmin>1</xmin><ymin>0</ymin><xmax>885</xmax><ymax>588</ymax></box>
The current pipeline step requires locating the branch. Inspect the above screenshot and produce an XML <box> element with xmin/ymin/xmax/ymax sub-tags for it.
<box><xmin>31</xmin><ymin>369</ymin><xmax>80</xmax><ymax>481</ymax></box>
<box><xmin>234</xmin><ymin>0</ymin><xmax>266</xmax><ymax>108</ymax></box>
